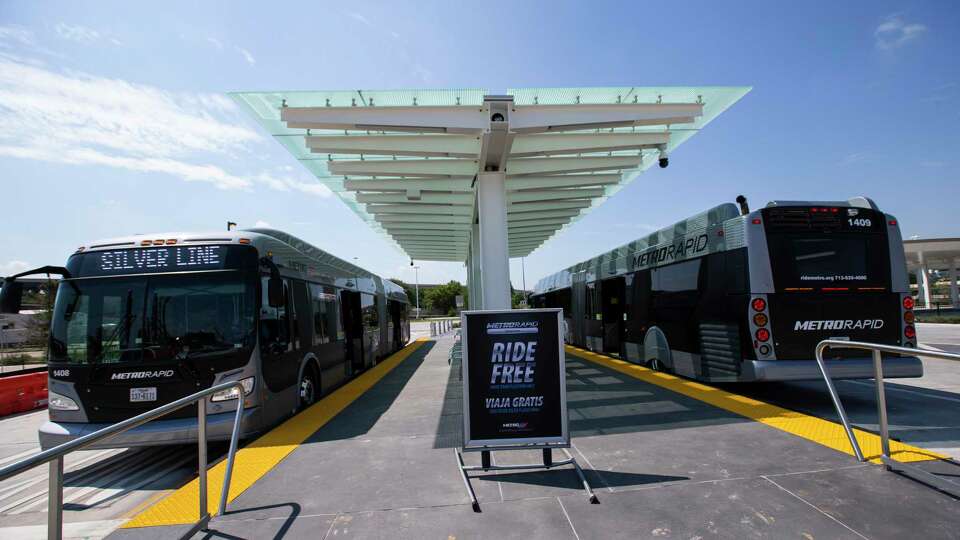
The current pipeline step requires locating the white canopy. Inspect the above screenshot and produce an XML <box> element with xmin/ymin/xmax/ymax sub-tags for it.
<box><xmin>232</xmin><ymin>87</ymin><xmax>750</xmax><ymax>263</ymax></box>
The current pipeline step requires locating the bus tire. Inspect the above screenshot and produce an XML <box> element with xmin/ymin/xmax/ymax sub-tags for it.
<box><xmin>298</xmin><ymin>363</ymin><xmax>319</xmax><ymax>411</ymax></box>
<box><xmin>643</xmin><ymin>327</ymin><xmax>673</xmax><ymax>373</ymax></box>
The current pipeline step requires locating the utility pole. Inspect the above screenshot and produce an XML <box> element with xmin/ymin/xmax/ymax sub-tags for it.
<box><xmin>412</xmin><ymin>265</ymin><xmax>421</xmax><ymax>319</ymax></box>
<box><xmin>521</xmin><ymin>258</ymin><xmax>527</xmax><ymax>307</ymax></box>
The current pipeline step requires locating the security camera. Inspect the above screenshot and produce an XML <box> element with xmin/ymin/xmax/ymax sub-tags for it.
<box><xmin>491</xmin><ymin>112</ymin><xmax>505</xmax><ymax>122</ymax></box>
<box><xmin>657</xmin><ymin>146</ymin><xmax>668</xmax><ymax>168</ymax></box>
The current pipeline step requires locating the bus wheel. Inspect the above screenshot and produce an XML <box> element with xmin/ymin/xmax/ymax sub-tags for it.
<box><xmin>298</xmin><ymin>369</ymin><xmax>318</xmax><ymax>410</ymax></box>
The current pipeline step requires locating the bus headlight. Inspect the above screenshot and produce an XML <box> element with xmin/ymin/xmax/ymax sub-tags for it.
<box><xmin>48</xmin><ymin>391</ymin><xmax>79</xmax><ymax>411</ymax></box>
<box><xmin>211</xmin><ymin>377</ymin><xmax>256</xmax><ymax>402</ymax></box>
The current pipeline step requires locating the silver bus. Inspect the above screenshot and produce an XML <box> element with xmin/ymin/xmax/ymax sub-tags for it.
<box><xmin>1</xmin><ymin>228</ymin><xmax>410</xmax><ymax>448</ymax></box>
<box><xmin>530</xmin><ymin>197</ymin><xmax>922</xmax><ymax>382</ymax></box>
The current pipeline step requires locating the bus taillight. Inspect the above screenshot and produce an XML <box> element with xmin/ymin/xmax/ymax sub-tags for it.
<box><xmin>904</xmin><ymin>311</ymin><xmax>915</xmax><ymax>324</ymax></box>
<box><xmin>903</xmin><ymin>297</ymin><xmax>914</xmax><ymax>310</ymax></box>
<box><xmin>753</xmin><ymin>313</ymin><xmax>768</xmax><ymax>327</ymax></box>
<box><xmin>755</xmin><ymin>328</ymin><xmax>770</xmax><ymax>342</ymax></box>
<box><xmin>751</xmin><ymin>298</ymin><xmax>766</xmax><ymax>312</ymax></box>
<box><xmin>904</xmin><ymin>325</ymin><xmax>916</xmax><ymax>340</ymax></box>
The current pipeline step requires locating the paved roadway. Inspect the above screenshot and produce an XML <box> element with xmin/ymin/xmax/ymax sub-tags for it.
<box><xmin>0</xmin><ymin>321</ymin><xmax>955</xmax><ymax>538</ymax></box>
<box><xmin>113</xmin><ymin>334</ymin><xmax>959</xmax><ymax>540</ymax></box>
<box><xmin>0</xmin><ymin>407</ymin><xmax>215</xmax><ymax>539</ymax></box>
<box><xmin>729</xmin><ymin>322</ymin><xmax>960</xmax><ymax>460</ymax></box>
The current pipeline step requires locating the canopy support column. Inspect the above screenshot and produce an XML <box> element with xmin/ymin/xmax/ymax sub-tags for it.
<box><xmin>919</xmin><ymin>257</ymin><xmax>932</xmax><ymax>308</ymax></box>
<box><xmin>469</xmin><ymin>223</ymin><xmax>482</xmax><ymax>309</ymax></box>
<box><xmin>477</xmin><ymin>171</ymin><xmax>511</xmax><ymax>310</ymax></box>
<box><xmin>950</xmin><ymin>258</ymin><xmax>959</xmax><ymax>308</ymax></box>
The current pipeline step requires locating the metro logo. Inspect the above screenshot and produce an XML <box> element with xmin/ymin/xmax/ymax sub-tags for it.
<box><xmin>793</xmin><ymin>319</ymin><xmax>884</xmax><ymax>331</ymax></box>
<box><xmin>110</xmin><ymin>370</ymin><xmax>175</xmax><ymax>380</ymax></box>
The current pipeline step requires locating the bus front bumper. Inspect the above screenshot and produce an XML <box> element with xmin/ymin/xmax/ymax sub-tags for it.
<box><xmin>38</xmin><ymin>407</ymin><xmax>262</xmax><ymax>450</ymax></box>
<box><xmin>742</xmin><ymin>356</ymin><xmax>923</xmax><ymax>382</ymax></box>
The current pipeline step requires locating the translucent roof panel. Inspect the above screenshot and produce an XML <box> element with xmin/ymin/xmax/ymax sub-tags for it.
<box><xmin>232</xmin><ymin>86</ymin><xmax>749</xmax><ymax>262</ymax></box>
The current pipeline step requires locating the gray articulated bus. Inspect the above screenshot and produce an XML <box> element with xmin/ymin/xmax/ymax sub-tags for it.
<box><xmin>530</xmin><ymin>197</ymin><xmax>922</xmax><ymax>382</ymax></box>
<box><xmin>1</xmin><ymin>229</ymin><xmax>409</xmax><ymax>449</ymax></box>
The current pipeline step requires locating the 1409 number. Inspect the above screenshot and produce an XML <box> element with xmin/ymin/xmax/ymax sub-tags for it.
<box><xmin>847</xmin><ymin>218</ymin><xmax>872</xmax><ymax>228</ymax></box>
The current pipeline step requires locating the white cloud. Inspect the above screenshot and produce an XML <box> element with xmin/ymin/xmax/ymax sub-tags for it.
<box><xmin>254</xmin><ymin>220</ymin><xmax>272</xmax><ymax>228</ymax></box>
<box><xmin>0</xmin><ymin>25</ymin><xmax>63</xmax><ymax>59</ymax></box>
<box><xmin>0</xmin><ymin>55</ymin><xmax>330</xmax><ymax>196</ymax></box>
<box><xmin>0</xmin><ymin>260</ymin><xmax>31</xmax><ymax>276</ymax></box>
<box><xmin>346</xmin><ymin>12</ymin><xmax>372</xmax><ymax>26</ymax></box>
<box><xmin>206</xmin><ymin>37</ymin><xmax>224</xmax><ymax>50</ymax></box>
<box><xmin>839</xmin><ymin>151</ymin><xmax>871</xmax><ymax>166</ymax></box>
<box><xmin>875</xmin><ymin>15</ymin><xmax>927</xmax><ymax>50</ymax></box>
<box><xmin>55</xmin><ymin>23</ymin><xmax>101</xmax><ymax>45</ymax></box>
<box><xmin>236</xmin><ymin>46</ymin><xmax>255</xmax><ymax>66</ymax></box>
<box><xmin>0</xmin><ymin>26</ymin><xmax>36</xmax><ymax>48</ymax></box>
<box><xmin>253</xmin><ymin>173</ymin><xmax>331</xmax><ymax>197</ymax></box>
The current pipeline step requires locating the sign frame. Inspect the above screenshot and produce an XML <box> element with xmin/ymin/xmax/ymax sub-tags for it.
<box><xmin>460</xmin><ymin>308</ymin><xmax>569</xmax><ymax>450</ymax></box>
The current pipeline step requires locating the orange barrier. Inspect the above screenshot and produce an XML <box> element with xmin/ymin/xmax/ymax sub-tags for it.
<box><xmin>0</xmin><ymin>371</ymin><xmax>48</xmax><ymax>417</ymax></box>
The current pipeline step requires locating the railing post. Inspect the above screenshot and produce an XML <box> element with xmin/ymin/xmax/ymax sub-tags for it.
<box><xmin>198</xmin><ymin>401</ymin><xmax>209</xmax><ymax>529</ymax></box>
<box><xmin>47</xmin><ymin>456</ymin><xmax>63</xmax><ymax>540</ymax></box>
<box><xmin>814</xmin><ymin>343</ymin><xmax>865</xmax><ymax>462</ymax></box>
<box><xmin>218</xmin><ymin>397</ymin><xmax>245</xmax><ymax>516</ymax></box>
<box><xmin>872</xmin><ymin>348</ymin><xmax>891</xmax><ymax>462</ymax></box>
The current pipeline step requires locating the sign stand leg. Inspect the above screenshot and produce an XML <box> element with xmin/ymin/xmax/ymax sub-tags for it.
<box><xmin>455</xmin><ymin>449</ymin><xmax>481</xmax><ymax>512</ymax></box>
<box><xmin>563</xmin><ymin>448</ymin><xmax>599</xmax><ymax>504</ymax></box>
<box><xmin>456</xmin><ymin>446</ymin><xmax>598</xmax><ymax>512</ymax></box>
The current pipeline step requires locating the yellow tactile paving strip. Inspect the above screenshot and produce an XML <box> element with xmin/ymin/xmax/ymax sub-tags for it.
<box><xmin>566</xmin><ymin>345</ymin><xmax>947</xmax><ymax>465</ymax></box>
<box><xmin>122</xmin><ymin>338</ymin><xmax>428</xmax><ymax>528</ymax></box>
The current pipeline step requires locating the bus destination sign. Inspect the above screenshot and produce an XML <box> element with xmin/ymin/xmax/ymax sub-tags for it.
<box><xmin>71</xmin><ymin>245</ymin><xmax>230</xmax><ymax>276</ymax></box>
<box><xmin>461</xmin><ymin>308</ymin><xmax>568</xmax><ymax>448</ymax></box>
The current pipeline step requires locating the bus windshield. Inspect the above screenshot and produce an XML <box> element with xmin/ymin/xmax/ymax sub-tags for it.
<box><xmin>50</xmin><ymin>273</ymin><xmax>256</xmax><ymax>364</ymax></box>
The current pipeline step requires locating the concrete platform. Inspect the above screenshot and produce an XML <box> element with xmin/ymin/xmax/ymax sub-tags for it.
<box><xmin>111</xmin><ymin>336</ymin><xmax>960</xmax><ymax>539</ymax></box>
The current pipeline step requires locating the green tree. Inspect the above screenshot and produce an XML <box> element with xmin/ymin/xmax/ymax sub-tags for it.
<box><xmin>423</xmin><ymin>280</ymin><xmax>466</xmax><ymax>316</ymax></box>
<box><xmin>25</xmin><ymin>280</ymin><xmax>57</xmax><ymax>352</ymax></box>
<box><xmin>511</xmin><ymin>289</ymin><xmax>526</xmax><ymax>309</ymax></box>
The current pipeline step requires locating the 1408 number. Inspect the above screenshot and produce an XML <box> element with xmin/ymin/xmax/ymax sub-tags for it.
<box><xmin>847</xmin><ymin>218</ymin><xmax>872</xmax><ymax>228</ymax></box>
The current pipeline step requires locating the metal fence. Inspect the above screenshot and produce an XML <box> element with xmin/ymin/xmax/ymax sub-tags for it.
<box><xmin>0</xmin><ymin>380</ymin><xmax>247</xmax><ymax>540</ymax></box>
<box><xmin>814</xmin><ymin>339</ymin><xmax>960</xmax><ymax>498</ymax></box>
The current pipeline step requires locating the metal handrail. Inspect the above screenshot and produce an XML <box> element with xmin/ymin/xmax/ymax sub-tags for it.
<box><xmin>0</xmin><ymin>380</ymin><xmax>247</xmax><ymax>540</ymax></box>
<box><xmin>814</xmin><ymin>339</ymin><xmax>960</xmax><ymax>497</ymax></box>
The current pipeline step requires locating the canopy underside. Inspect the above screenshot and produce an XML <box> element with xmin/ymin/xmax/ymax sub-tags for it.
<box><xmin>232</xmin><ymin>87</ymin><xmax>750</xmax><ymax>262</ymax></box>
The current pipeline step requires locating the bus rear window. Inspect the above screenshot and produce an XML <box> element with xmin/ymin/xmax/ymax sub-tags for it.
<box><xmin>766</xmin><ymin>234</ymin><xmax>890</xmax><ymax>290</ymax></box>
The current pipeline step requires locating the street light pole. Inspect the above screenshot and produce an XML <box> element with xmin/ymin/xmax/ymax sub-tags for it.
<box><xmin>521</xmin><ymin>257</ymin><xmax>527</xmax><ymax>305</ymax></box>
<box><xmin>412</xmin><ymin>265</ymin><xmax>420</xmax><ymax>319</ymax></box>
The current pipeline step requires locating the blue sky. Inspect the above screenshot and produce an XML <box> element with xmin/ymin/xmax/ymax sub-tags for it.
<box><xmin>1</xmin><ymin>1</ymin><xmax>957</xmax><ymax>289</ymax></box>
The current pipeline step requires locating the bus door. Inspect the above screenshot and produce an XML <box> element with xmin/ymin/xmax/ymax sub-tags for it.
<box><xmin>388</xmin><ymin>300</ymin><xmax>403</xmax><ymax>352</ymax></box>
<box><xmin>601</xmin><ymin>277</ymin><xmax>626</xmax><ymax>354</ymax></box>
<box><xmin>340</xmin><ymin>290</ymin><xmax>364</xmax><ymax>375</ymax></box>
<box><xmin>571</xmin><ymin>276</ymin><xmax>586</xmax><ymax>345</ymax></box>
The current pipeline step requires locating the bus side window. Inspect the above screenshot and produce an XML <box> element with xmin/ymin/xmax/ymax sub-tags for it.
<box><xmin>724</xmin><ymin>249</ymin><xmax>748</xmax><ymax>294</ymax></box>
<box><xmin>310</xmin><ymin>283</ymin><xmax>341</xmax><ymax>345</ymax></box>
<box><xmin>627</xmin><ymin>270</ymin><xmax>651</xmax><ymax>338</ymax></box>
<box><xmin>290</xmin><ymin>280</ymin><xmax>312</xmax><ymax>351</ymax></box>
<box><xmin>260</xmin><ymin>277</ymin><xmax>289</xmax><ymax>350</ymax></box>
<box><xmin>652</xmin><ymin>259</ymin><xmax>701</xmax><ymax>293</ymax></box>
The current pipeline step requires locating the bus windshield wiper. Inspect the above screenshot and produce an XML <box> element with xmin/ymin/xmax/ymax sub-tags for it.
<box><xmin>181</xmin><ymin>344</ymin><xmax>236</xmax><ymax>359</ymax></box>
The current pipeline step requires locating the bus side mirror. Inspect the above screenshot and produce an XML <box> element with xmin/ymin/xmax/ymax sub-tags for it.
<box><xmin>0</xmin><ymin>280</ymin><xmax>23</xmax><ymax>314</ymax></box>
<box><xmin>267</xmin><ymin>277</ymin><xmax>284</xmax><ymax>308</ymax></box>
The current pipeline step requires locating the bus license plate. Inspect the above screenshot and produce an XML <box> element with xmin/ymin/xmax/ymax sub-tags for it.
<box><xmin>130</xmin><ymin>387</ymin><xmax>157</xmax><ymax>403</ymax></box>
